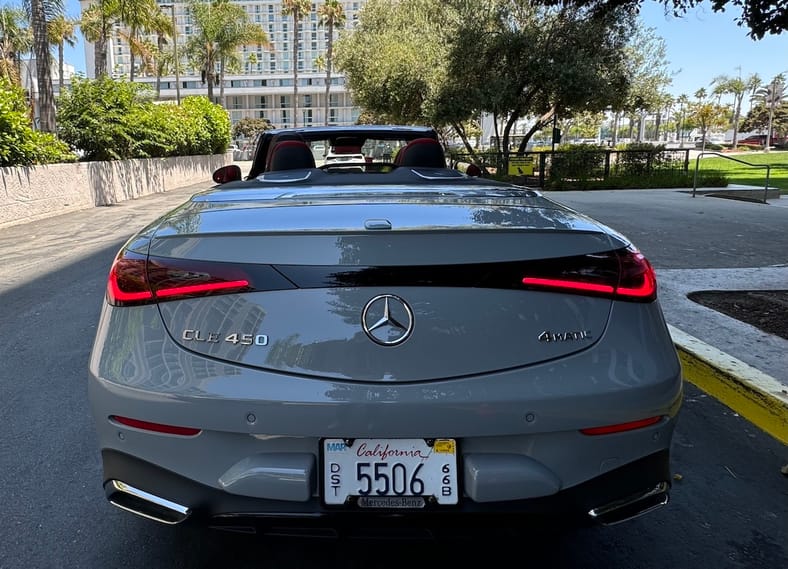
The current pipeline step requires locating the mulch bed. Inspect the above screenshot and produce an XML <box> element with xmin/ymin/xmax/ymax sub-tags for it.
<box><xmin>687</xmin><ymin>290</ymin><xmax>788</xmax><ymax>341</ymax></box>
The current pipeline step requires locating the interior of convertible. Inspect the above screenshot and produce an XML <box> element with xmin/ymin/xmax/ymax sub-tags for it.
<box><xmin>213</xmin><ymin>129</ymin><xmax>481</xmax><ymax>184</ymax></box>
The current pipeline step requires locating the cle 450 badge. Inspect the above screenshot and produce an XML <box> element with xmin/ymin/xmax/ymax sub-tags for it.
<box><xmin>182</xmin><ymin>329</ymin><xmax>269</xmax><ymax>346</ymax></box>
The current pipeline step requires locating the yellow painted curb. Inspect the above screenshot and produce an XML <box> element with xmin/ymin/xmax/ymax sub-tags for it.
<box><xmin>669</xmin><ymin>325</ymin><xmax>788</xmax><ymax>445</ymax></box>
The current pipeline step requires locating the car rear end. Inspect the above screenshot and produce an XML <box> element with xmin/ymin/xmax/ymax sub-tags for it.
<box><xmin>88</xmin><ymin>183</ymin><xmax>682</xmax><ymax>531</ymax></box>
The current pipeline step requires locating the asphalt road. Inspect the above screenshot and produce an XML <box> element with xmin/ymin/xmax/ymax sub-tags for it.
<box><xmin>1</xmin><ymin>183</ymin><xmax>786</xmax><ymax>569</ymax></box>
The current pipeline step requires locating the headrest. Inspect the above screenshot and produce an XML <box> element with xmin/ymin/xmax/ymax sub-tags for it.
<box><xmin>394</xmin><ymin>138</ymin><xmax>446</xmax><ymax>168</ymax></box>
<box><xmin>267</xmin><ymin>140</ymin><xmax>316</xmax><ymax>171</ymax></box>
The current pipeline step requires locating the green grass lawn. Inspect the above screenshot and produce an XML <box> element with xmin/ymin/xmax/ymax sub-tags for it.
<box><xmin>696</xmin><ymin>150</ymin><xmax>788</xmax><ymax>193</ymax></box>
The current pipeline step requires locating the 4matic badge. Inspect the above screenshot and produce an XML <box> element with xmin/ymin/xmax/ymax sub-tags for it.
<box><xmin>181</xmin><ymin>329</ymin><xmax>269</xmax><ymax>346</ymax></box>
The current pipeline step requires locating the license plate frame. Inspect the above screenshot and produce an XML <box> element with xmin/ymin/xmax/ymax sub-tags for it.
<box><xmin>322</xmin><ymin>438</ymin><xmax>459</xmax><ymax>507</ymax></box>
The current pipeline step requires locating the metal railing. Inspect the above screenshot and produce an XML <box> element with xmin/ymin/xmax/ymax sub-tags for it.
<box><xmin>449</xmin><ymin>148</ymin><xmax>692</xmax><ymax>189</ymax></box>
<box><xmin>692</xmin><ymin>152</ymin><xmax>771</xmax><ymax>202</ymax></box>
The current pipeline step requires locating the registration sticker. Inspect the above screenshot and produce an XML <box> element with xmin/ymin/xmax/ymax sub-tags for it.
<box><xmin>323</xmin><ymin>438</ymin><xmax>458</xmax><ymax>506</ymax></box>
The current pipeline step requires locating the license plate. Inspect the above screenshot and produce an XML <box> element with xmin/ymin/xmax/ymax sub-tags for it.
<box><xmin>322</xmin><ymin>438</ymin><xmax>458</xmax><ymax>506</ymax></box>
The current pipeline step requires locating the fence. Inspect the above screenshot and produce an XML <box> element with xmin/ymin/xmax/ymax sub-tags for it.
<box><xmin>449</xmin><ymin>148</ymin><xmax>692</xmax><ymax>189</ymax></box>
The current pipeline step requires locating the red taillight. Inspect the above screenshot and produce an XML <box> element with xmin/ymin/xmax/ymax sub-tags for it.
<box><xmin>521</xmin><ymin>247</ymin><xmax>656</xmax><ymax>302</ymax></box>
<box><xmin>107</xmin><ymin>254</ymin><xmax>153</xmax><ymax>304</ymax></box>
<box><xmin>110</xmin><ymin>415</ymin><xmax>201</xmax><ymax>436</ymax></box>
<box><xmin>580</xmin><ymin>416</ymin><xmax>662</xmax><ymax>436</ymax></box>
<box><xmin>106</xmin><ymin>250</ymin><xmax>252</xmax><ymax>307</ymax></box>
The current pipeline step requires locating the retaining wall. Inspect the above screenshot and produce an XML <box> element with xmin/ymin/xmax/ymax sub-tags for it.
<box><xmin>0</xmin><ymin>153</ymin><xmax>231</xmax><ymax>230</ymax></box>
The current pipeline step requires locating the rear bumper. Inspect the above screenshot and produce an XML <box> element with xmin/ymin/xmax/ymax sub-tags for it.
<box><xmin>102</xmin><ymin>448</ymin><xmax>672</xmax><ymax>529</ymax></box>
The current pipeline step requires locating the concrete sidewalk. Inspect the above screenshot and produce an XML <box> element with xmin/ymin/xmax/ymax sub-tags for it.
<box><xmin>658</xmin><ymin>267</ymin><xmax>788</xmax><ymax>444</ymax></box>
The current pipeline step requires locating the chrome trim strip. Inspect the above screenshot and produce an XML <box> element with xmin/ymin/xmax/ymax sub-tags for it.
<box><xmin>410</xmin><ymin>169</ymin><xmax>464</xmax><ymax>180</ymax></box>
<box><xmin>588</xmin><ymin>481</ymin><xmax>670</xmax><ymax>525</ymax></box>
<box><xmin>108</xmin><ymin>480</ymin><xmax>191</xmax><ymax>525</ymax></box>
<box><xmin>256</xmin><ymin>170</ymin><xmax>313</xmax><ymax>183</ymax></box>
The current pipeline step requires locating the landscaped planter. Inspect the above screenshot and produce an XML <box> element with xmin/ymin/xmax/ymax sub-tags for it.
<box><xmin>0</xmin><ymin>153</ymin><xmax>231</xmax><ymax>230</ymax></box>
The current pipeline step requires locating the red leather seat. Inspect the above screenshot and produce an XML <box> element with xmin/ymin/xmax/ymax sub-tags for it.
<box><xmin>394</xmin><ymin>138</ymin><xmax>446</xmax><ymax>168</ymax></box>
<box><xmin>267</xmin><ymin>140</ymin><xmax>316</xmax><ymax>171</ymax></box>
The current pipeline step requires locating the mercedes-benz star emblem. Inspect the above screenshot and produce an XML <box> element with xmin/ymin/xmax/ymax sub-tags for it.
<box><xmin>361</xmin><ymin>294</ymin><xmax>414</xmax><ymax>346</ymax></box>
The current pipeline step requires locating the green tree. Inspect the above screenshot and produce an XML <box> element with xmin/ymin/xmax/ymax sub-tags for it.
<box><xmin>615</xmin><ymin>24</ymin><xmax>671</xmax><ymax>144</ymax></box>
<box><xmin>673</xmin><ymin>93</ymin><xmax>690</xmax><ymax>144</ymax></box>
<box><xmin>185</xmin><ymin>0</ymin><xmax>266</xmax><ymax>105</ymax></box>
<box><xmin>184</xmin><ymin>0</ymin><xmax>223</xmax><ymax>103</ymax></box>
<box><xmin>215</xmin><ymin>6</ymin><xmax>268</xmax><ymax>108</ymax></box>
<box><xmin>317</xmin><ymin>0</ymin><xmax>345</xmax><ymax>125</ymax></box>
<box><xmin>689</xmin><ymin>101</ymin><xmax>728</xmax><ymax>150</ymax></box>
<box><xmin>80</xmin><ymin>0</ymin><xmax>120</xmax><ymax>78</ymax></box>
<box><xmin>116</xmin><ymin>0</ymin><xmax>159</xmax><ymax>82</ymax></box>
<box><xmin>337</xmin><ymin>0</ymin><xmax>635</xmax><ymax>157</ymax></box>
<box><xmin>0</xmin><ymin>6</ymin><xmax>31</xmax><ymax>85</ymax></box>
<box><xmin>525</xmin><ymin>1</ymin><xmax>788</xmax><ymax>40</ymax></box>
<box><xmin>232</xmin><ymin>116</ymin><xmax>272</xmax><ymax>139</ymax></box>
<box><xmin>47</xmin><ymin>14</ymin><xmax>76</xmax><ymax>93</ymax></box>
<box><xmin>740</xmin><ymin>101</ymin><xmax>788</xmax><ymax>139</ymax></box>
<box><xmin>149</xmin><ymin>8</ymin><xmax>174</xmax><ymax>99</ymax></box>
<box><xmin>753</xmin><ymin>75</ymin><xmax>787</xmax><ymax>152</ymax></box>
<box><xmin>281</xmin><ymin>0</ymin><xmax>310</xmax><ymax>127</ymax></box>
<box><xmin>710</xmin><ymin>72</ymin><xmax>761</xmax><ymax>148</ymax></box>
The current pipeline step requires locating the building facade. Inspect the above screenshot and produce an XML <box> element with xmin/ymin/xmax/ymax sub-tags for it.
<box><xmin>79</xmin><ymin>0</ymin><xmax>363</xmax><ymax>129</ymax></box>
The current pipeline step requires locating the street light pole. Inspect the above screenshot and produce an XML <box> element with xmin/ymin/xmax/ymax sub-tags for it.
<box><xmin>160</xmin><ymin>3</ymin><xmax>180</xmax><ymax>104</ymax></box>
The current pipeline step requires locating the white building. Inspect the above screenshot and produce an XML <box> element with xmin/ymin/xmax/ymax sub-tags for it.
<box><xmin>79</xmin><ymin>0</ymin><xmax>362</xmax><ymax>128</ymax></box>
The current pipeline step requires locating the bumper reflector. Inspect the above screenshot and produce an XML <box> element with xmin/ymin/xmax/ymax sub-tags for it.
<box><xmin>580</xmin><ymin>416</ymin><xmax>662</xmax><ymax>436</ymax></box>
<box><xmin>110</xmin><ymin>415</ymin><xmax>201</xmax><ymax>436</ymax></box>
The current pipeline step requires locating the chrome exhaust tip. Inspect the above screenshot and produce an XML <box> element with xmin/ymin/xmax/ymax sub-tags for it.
<box><xmin>106</xmin><ymin>480</ymin><xmax>191</xmax><ymax>525</ymax></box>
<box><xmin>588</xmin><ymin>481</ymin><xmax>670</xmax><ymax>526</ymax></box>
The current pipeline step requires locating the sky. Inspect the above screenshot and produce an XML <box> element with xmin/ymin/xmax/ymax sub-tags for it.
<box><xmin>639</xmin><ymin>0</ymin><xmax>788</xmax><ymax>97</ymax></box>
<box><xmin>58</xmin><ymin>0</ymin><xmax>787</xmax><ymax>99</ymax></box>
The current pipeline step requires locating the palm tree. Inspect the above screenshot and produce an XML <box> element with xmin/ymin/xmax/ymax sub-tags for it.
<box><xmin>281</xmin><ymin>0</ymin><xmax>310</xmax><ymax>127</ymax></box>
<box><xmin>148</xmin><ymin>8</ymin><xmax>174</xmax><ymax>99</ymax></box>
<box><xmin>317</xmin><ymin>0</ymin><xmax>344</xmax><ymax>126</ymax></box>
<box><xmin>0</xmin><ymin>6</ymin><xmax>31</xmax><ymax>84</ymax></box>
<box><xmin>215</xmin><ymin>7</ymin><xmax>268</xmax><ymax>107</ymax></box>
<box><xmin>711</xmin><ymin>74</ymin><xmax>743</xmax><ymax>148</ymax></box>
<box><xmin>674</xmin><ymin>94</ymin><xmax>689</xmax><ymax>145</ymax></box>
<box><xmin>747</xmin><ymin>73</ymin><xmax>762</xmax><ymax>113</ymax></box>
<box><xmin>116</xmin><ymin>0</ymin><xmax>158</xmax><ymax>81</ymax></box>
<box><xmin>754</xmin><ymin>75</ymin><xmax>787</xmax><ymax>153</ymax></box>
<box><xmin>28</xmin><ymin>0</ymin><xmax>59</xmax><ymax>132</ymax></box>
<box><xmin>185</xmin><ymin>0</ymin><xmax>222</xmax><ymax>103</ymax></box>
<box><xmin>47</xmin><ymin>14</ymin><xmax>76</xmax><ymax>93</ymax></box>
<box><xmin>185</xmin><ymin>0</ymin><xmax>267</xmax><ymax>105</ymax></box>
<box><xmin>80</xmin><ymin>0</ymin><xmax>120</xmax><ymax>78</ymax></box>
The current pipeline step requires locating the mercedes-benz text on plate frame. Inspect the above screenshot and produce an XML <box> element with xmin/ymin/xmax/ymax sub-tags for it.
<box><xmin>361</xmin><ymin>294</ymin><xmax>414</xmax><ymax>346</ymax></box>
<box><xmin>323</xmin><ymin>438</ymin><xmax>458</xmax><ymax>507</ymax></box>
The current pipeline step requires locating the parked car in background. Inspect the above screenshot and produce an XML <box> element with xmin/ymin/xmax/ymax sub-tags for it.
<box><xmin>738</xmin><ymin>134</ymin><xmax>769</xmax><ymax>146</ymax></box>
<box><xmin>89</xmin><ymin>125</ymin><xmax>682</xmax><ymax>534</ymax></box>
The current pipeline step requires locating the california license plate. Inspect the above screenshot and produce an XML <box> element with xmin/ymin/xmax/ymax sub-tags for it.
<box><xmin>322</xmin><ymin>438</ymin><xmax>458</xmax><ymax>506</ymax></box>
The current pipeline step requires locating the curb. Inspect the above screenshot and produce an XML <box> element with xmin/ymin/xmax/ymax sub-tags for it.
<box><xmin>669</xmin><ymin>325</ymin><xmax>788</xmax><ymax>445</ymax></box>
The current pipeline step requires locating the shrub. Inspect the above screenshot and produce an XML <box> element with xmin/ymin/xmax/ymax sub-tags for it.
<box><xmin>549</xmin><ymin>144</ymin><xmax>606</xmax><ymax>185</ymax></box>
<box><xmin>181</xmin><ymin>95</ymin><xmax>231</xmax><ymax>155</ymax></box>
<box><xmin>57</xmin><ymin>77</ymin><xmax>230</xmax><ymax>161</ymax></box>
<box><xmin>0</xmin><ymin>78</ymin><xmax>76</xmax><ymax>166</ymax></box>
<box><xmin>232</xmin><ymin>117</ymin><xmax>273</xmax><ymax>140</ymax></box>
<box><xmin>615</xmin><ymin>142</ymin><xmax>678</xmax><ymax>176</ymax></box>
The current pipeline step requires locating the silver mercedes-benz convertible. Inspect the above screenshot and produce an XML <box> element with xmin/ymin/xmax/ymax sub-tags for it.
<box><xmin>88</xmin><ymin>125</ymin><xmax>682</xmax><ymax>533</ymax></box>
